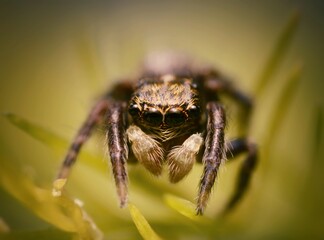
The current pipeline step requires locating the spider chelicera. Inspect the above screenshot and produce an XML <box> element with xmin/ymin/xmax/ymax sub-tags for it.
<box><xmin>55</xmin><ymin>52</ymin><xmax>257</xmax><ymax>215</ymax></box>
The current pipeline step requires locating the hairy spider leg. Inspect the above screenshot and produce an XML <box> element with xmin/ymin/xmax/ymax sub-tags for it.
<box><xmin>56</xmin><ymin>98</ymin><xmax>110</xmax><ymax>180</ymax></box>
<box><xmin>106</xmin><ymin>101</ymin><xmax>129</xmax><ymax>207</ymax></box>
<box><xmin>197</xmin><ymin>102</ymin><xmax>226</xmax><ymax>215</ymax></box>
<box><xmin>223</xmin><ymin>138</ymin><xmax>258</xmax><ymax>214</ymax></box>
<box><xmin>204</xmin><ymin>72</ymin><xmax>258</xmax><ymax>215</ymax></box>
<box><xmin>55</xmin><ymin>81</ymin><xmax>133</xmax><ymax>199</ymax></box>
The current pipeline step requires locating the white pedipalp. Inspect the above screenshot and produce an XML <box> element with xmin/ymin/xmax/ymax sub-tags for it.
<box><xmin>167</xmin><ymin>133</ymin><xmax>203</xmax><ymax>183</ymax></box>
<box><xmin>126</xmin><ymin>125</ymin><xmax>164</xmax><ymax>175</ymax></box>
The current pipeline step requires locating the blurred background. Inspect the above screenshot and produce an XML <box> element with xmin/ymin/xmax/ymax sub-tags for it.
<box><xmin>0</xmin><ymin>1</ymin><xmax>323</xmax><ymax>239</ymax></box>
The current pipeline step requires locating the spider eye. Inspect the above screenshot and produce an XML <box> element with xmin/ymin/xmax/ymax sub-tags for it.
<box><xmin>187</xmin><ymin>105</ymin><xmax>200</xmax><ymax>119</ymax></box>
<box><xmin>191</xmin><ymin>82</ymin><xmax>198</xmax><ymax>89</ymax></box>
<box><xmin>143</xmin><ymin>108</ymin><xmax>163</xmax><ymax>126</ymax></box>
<box><xmin>165</xmin><ymin>108</ymin><xmax>186</xmax><ymax>126</ymax></box>
<box><xmin>128</xmin><ymin>103</ymin><xmax>140</xmax><ymax>116</ymax></box>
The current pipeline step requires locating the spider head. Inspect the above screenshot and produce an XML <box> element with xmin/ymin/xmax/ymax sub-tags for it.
<box><xmin>128</xmin><ymin>78</ymin><xmax>201</xmax><ymax>130</ymax></box>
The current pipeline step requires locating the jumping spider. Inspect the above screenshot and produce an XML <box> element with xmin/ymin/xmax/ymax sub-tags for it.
<box><xmin>55</xmin><ymin>53</ymin><xmax>257</xmax><ymax>215</ymax></box>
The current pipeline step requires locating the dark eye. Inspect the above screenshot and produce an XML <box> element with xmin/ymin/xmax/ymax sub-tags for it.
<box><xmin>165</xmin><ymin>108</ymin><xmax>186</xmax><ymax>126</ymax></box>
<box><xmin>187</xmin><ymin>105</ymin><xmax>200</xmax><ymax>119</ymax></box>
<box><xmin>143</xmin><ymin>108</ymin><xmax>163</xmax><ymax>126</ymax></box>
<box><xmin>128</xmin><ymin>103</ymin><xmax>140</xmax><ymax>116</ymax></box>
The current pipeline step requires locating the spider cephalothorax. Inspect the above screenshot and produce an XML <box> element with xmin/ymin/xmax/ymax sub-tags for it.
<box><xmin>129</xmin><ymin>75</ymin><xmax>201</xmax><ymax>141</ymax></box>
<box><xmin>55</xmin><ymin>53</ymin><xmax>257</xmax><ymax>215</ymax></box>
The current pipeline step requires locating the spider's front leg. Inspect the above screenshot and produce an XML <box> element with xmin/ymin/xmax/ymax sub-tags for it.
<box><xmin>106</xmin><ymin>101</ymin><xmax>129</xmax><ymax>207</ymax></box>
<box><xmin>197</xmin><ymin>102</ymin><xmax>226</xmax><ymax>215</ymax></box>
<box><xmin>202</xmin><ymin>71</ymin><xmax>258</xmax><ymax>215</ymax></box>
<box><xmin>54</xmin><ymin>81</ymin><xmax>133</xmax><ymax>206</ymax></box>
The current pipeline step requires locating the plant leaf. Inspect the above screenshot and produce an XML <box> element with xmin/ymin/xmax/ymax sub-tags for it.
<box><xmin>0</xmin><ymin>159</ymin><xmax>103</xmax><ymax>240</ymax></box>
<box><xmin>128</xmin><ymin>203</ymin><xmax>162</xmax><ymax>240</ymax></box>
<box><xmin>263</xmin><ymin>62</ymin><xmax>302</xmax><ymax>154</ymax></box>
<box><xmin>3</xmin><ymin>113</ymin><xmax>67</xmax><ymax>152</ymax></box>
<box><xmin>0</xmin><ymin>218</ymin><xmax>10</xmax><ymax>233</ymax></box>
<box><xmin>3</xmin><ymin>113</ymin><xmax>102</xmax><ymax>169</ymax></box>
<box><xmin>163</xmin><ymin>194</ymin><xmax>209</xmax><ymax>223</ymax></box>
<box><xmin>164</xmin><ymin>194</ymin><xmax>196</xmax><ymax>219</ymax></box>
<box><xmin>254</xmin><ymin>10</ymin><xmax>300</xmax><ymax>97</ymax></box>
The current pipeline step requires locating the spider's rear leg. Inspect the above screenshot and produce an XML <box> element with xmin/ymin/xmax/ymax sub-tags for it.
<box><xmin>204</xmin><ymin>74</ymin><xmax>253</xmax><ymax>135</ymax></box>
<box><xmin>223</xmin><ymin>138</ymin><xmax>258</xmax><ymax>214</ymax></box>
<box><xmin>197</xmin><ymin>102</ymin><xmax>226</xmax><ymax>215</ymax></box>
<box><xmin>54</xmin><ymin>98</ymin><xmax>110</xmax><ymax>196</ymax></box>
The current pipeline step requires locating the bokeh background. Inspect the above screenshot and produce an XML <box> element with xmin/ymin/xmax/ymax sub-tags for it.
<box><xmin>0</xmin><ymin>1</ymin><xmax>323</xmax><ymax>239</ymax></box>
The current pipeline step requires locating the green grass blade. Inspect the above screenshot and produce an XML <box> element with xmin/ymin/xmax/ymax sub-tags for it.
<box><xmin>254</xmin><ymin>10</ymin><xmax>300</xmax><ymax>97</ymax></box>
<box><xmin>0</xmin><ymin>160</ymin><xmax>103</xmax><ymax>239</ymax></box>
<box><xmin>3</xmin><ymin>113</ymin><xmax>67</xmax><ymax>153</ymax></box>
<box><xmin>0</xmin><ymin>218</ymin><xmax>10</xmax><ymax>233</ymax></box>
<box><xmin>163</xmin><ymin>194</ymin><xmax>201</xmax><ymax>221</ymax></box>
<box><xmin>263</xmin><ymin>62</ymin><xmax>302</xmax><ymax>153</ymax></box>
<box><xmin>128</xmin><ymin>203</ymin><xmax>162</xmax><ymax>240</ymax></box>
<box><xmin>3</xmin><ymin>113</ymin><xmax>101</xmax><ymax>168</ymax></box>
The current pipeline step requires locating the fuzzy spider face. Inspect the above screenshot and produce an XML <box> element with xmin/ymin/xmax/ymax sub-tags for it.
<box><xmin>128</xmin><ymin>75</ymin><xmax>201</xmax><ymax>135</ymax></box>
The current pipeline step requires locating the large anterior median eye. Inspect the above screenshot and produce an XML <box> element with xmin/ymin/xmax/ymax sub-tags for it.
<box><xmin>143</xmin><ymin>108</ymin><xmax>163</xmax><ymax>126</ymax></box>
<box><xmin>165</xmin><ymin>108</ymin><xmax>186</xmax><ymax>126</ymax></box>
<box><xmin>128</xmin><ymin>103</ymin><xmax>140</xmax><ymax>117</ymax></box>
<box><xmin>187</xmin><ymin>105</ymin><xmax>200</xmax><ymax>120</ymax></box>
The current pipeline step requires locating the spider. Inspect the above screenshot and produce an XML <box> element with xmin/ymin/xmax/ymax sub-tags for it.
<box><xmin>55</xmin><ymin>52</ymin><xmax>257</xmax><ymax>215</ymax></box>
